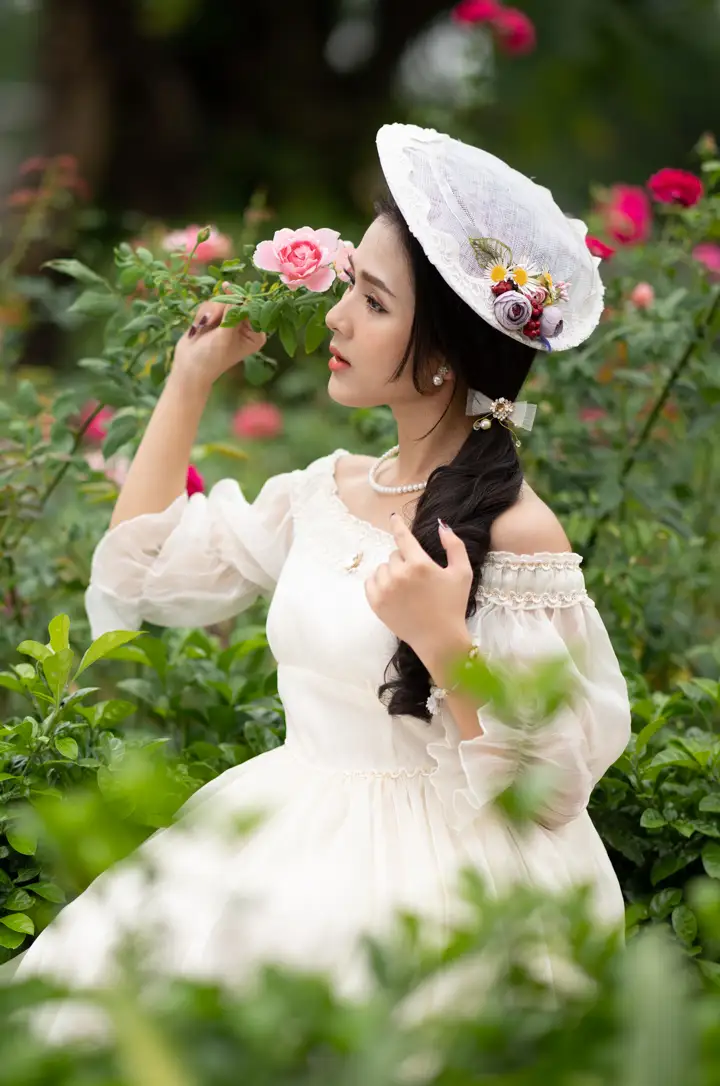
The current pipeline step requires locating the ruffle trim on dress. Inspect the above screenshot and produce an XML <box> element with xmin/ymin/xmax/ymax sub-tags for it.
<box><xmin>425</xmin><ymin>717</ymin><xmax>526</xmax><ymax>833</ymax></box>
<box><xmin>477</xmin><ymin>586</ymin><xmax>592</xmax><ymax>609</ymax></box>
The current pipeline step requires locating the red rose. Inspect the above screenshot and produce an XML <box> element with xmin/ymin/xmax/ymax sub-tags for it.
<box><xmin>586</xmin><ymin>236</ymin><xmax>615</xmax><ymax>260</ymax></box>
<box><xmin>452</xmin><ymin>0</ymin><xmax>502</xmax><ymax>24</ymax></box>
<box><xmin>492</xmin><ymin>7</ymin><xmax>536</xmax><ymax>54</ymax></box>
<box><xmin>186</xmin><ymin>464</ymin><xmax>205</xmax><ymax>496</ymax></box>
<box><xmin>601</xmin><ymin>185</ymin><xmax>652</xmax><ymax>246</ymax></box>
<box><xmin>79</xmin><ymin>401</ymin><xmax>115</xmax><ymax>443</ymax></box>
<box><xmin>647</xmin><ymin>168</ymin><xmax>703</xmax><ymax>208</ymax></box>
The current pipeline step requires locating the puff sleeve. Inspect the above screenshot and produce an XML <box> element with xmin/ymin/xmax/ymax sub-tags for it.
<box><xmin>426</xmin><ymin>552</ymin><xmax>631</xmax><ymax>832</ymax></box>
<box><xmin>84</xmin><ymin>467</ymin><xmax>302</xmax><ymax>639</ymax></box>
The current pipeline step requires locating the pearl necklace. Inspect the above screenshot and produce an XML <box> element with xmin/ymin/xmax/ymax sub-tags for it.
<box><xmin>368</xmin><ymin>445</ymin><xmax>427</xmax><ymax>495</ymax></box>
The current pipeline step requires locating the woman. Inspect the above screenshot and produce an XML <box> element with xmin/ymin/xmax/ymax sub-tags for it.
<box><xmin>14</xmin><ymin>124</ymin><xmax>631</xmax><ymax>1039</ymax></box>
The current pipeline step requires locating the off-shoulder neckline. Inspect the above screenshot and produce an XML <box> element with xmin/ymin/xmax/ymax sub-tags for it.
<box><xmin>325</xmin><ymin>448</ymin><xmax>584</xmax><ymax>566</ymax></box>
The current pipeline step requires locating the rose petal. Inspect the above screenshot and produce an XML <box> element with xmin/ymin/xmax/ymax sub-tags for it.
<box><xmin>301</xmin><ymin>265</ymin><xmax>337</xmax><ymax>292</ymax></box>
<box><xmin>253</xmin><ymin>240</ymin><xmax>283</xmax><ymax>272</ymax></box>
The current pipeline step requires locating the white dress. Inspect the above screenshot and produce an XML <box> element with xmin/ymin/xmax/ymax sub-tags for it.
<box><xmin>14</xmin><ymin>447</ymin><xmax>631</xmax><ymax>1040</ymax></box>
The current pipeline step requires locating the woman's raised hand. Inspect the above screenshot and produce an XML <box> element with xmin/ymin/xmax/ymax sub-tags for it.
<box><xmin>172</xmin><ymin>284</ymin><xmax>267</xmax><ymax>389</ymax></box>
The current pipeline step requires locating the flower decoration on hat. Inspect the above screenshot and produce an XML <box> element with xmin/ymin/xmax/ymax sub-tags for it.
<box><xmin>469</xmin><ymin>237</ymin><xmax>569</xmax><ymax>350</ymax></box>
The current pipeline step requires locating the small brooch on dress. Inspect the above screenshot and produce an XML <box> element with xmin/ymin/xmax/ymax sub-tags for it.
<box><xmin>344</xmin><ymin>551</ymin><xmax>364</xmax><ymax>573</ymax></box>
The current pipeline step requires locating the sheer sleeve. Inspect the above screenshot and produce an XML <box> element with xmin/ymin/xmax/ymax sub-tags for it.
<box><xmin>84</xmin><ymin>467</ymin><xmax>302</xmax><ymax>639</ymax></box>
<box><xmin>426</xmin><ymin>552</ymin><xmax>631</xmax><ymax>833</ymax></box>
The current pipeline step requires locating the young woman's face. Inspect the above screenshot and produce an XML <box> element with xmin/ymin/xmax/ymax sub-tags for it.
<box><xmin>325</xmin><ymin>216</ymin><xmax>423</xmax><ymax>408</ymax></box>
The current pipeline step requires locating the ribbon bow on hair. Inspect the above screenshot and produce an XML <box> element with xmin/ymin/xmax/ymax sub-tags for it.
<box><xmin>465</xmin><ymin>388</ymin><xmax>537</xmax><ymax>431</ymax></box>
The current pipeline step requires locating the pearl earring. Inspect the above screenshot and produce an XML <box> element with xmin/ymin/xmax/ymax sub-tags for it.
<box><xmin>433</xmin><ymin>365</ymin><xmax>449</xmax><ymax>387</ymax></box>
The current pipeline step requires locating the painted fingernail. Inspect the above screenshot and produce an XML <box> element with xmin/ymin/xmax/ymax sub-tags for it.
<box><xmin>438</xmin><ymin>518</ymin><xmax>450</xmax><ymax>531</ymax></box>
<box><xmin>188</xmin><ymin>325</ymin><xmax>197</xmax><ymax>338</ymax></box>
<box><xmin>198</xmin><ymin>315</ymin><xmax>209</xmax><ymax>327</ymax></box>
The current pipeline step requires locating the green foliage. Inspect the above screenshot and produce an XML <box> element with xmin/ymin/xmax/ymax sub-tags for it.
<box><xmin>0</xmin><ymin>616</ymin><xmax>285</xmax><ymax>962</ymax></box>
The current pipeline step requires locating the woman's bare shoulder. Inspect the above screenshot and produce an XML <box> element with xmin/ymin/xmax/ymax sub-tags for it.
<box><xmin>490</xmin><ymin>484</ymin><xmax>572</xmax><ymax>555</ymax></box>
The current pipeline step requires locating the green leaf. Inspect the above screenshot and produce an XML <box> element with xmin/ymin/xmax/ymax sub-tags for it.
<box><xmin>304</xmin><ymin>308</ymin><xmax>329</xmax><ymax>354</ymax></box>
<box><xmin>699</xmin><ymin>794</ymin><xmax>720</xmax><ymax>813</ymax></box>
<box><xmin>672</xmin><ymin>905</ymin><xmax>698</xmax><ymax>945</ymax></box>
<box><xmin>102</xmin><ymin>413</ymin><xmax>139</xmax><ymax>458</ymax></box>
<box><xmin>0</xmin><ymin>913</ymin><xmax>34</xmax><ymax>935</ymax></box>
<box><xmin>0</xmin><ymin>672</ymin><xmax>24</xmax><ymax>693</ymax></box>
<box><xmin>278</xmin><ymin>317</ymin><xmax>297</xmax><ymax>358</ymax></box>
<box><xmin>97</xmin><ymin>700</ymin><xmax>137</xmax><ymax>727</ymax></box>
<box><xmin>651</xmin><ymin>851</ymin><xmax>698</xmax><ymax>886</ymax></box>
<box><xmin>243</xmin><ymin>353</ymin><xmax>276</xmax><ymax>387</ymax></box>
<box><xmin>43</xmin><ymin>258</ymin><xmax>110</xmax><ymax>289</ymax></box>
<box><xmin>6</xmin><ymin>826</ymin><xmax>38</xmax><ymax>856</ymax></box>
<box><xmin>17</xmin><ymin>640</ymin><xmax>51</xmax><ymax>662</ymax></box>
<box><xmin>635</xmin><ymin>716</ymin><xmax>667</xmax><ymax>757</ymax></box>
<box><xmin>48</xmin><ymin>614</ymin><xmax>71</xmax><ymax>653</ymax></box>
<box><xmin>30</xmin><ymin>882</ymin><xmax>66</xmax><ymax>904</ymax></box>
<box><xmin>641</xmin><ymin>809</ymin><xmax>667</xmax><ymax>829</ymax></box>
<box><xmin>259</xmin><ymin>299</ymin><xmax>279</xmax><ymax>333</ymax></box>
<box><xmin>649</xmin><ymin>888</ymin><xmax>682</xmax><ymax>920</ymax></box>
<box><xmin>0</xmin><ymin>928</ymin><xmax>25</xmax><ymax>949</ymax></box>
<box><xmin>15</xmin><ymin>379</ymin><xmax>41</xmax><ymax>417</ymax></box>
<box><xmin>75</xmin><ymin>630</ymin><xmax>144</xmax><ymax>679</ymax></box>
<box><xmin>702</xmin><ymin>842</ymin><xmax>720</xmax><ymax>879</ymax></box>
<box><xmin>42</xmin><ymin>648</ymin><xmax>75</xmax><ymax>700</ymax></box>
<box><xmin>55</xmin><ymin>736</ymin><xmax>79</xmax><ymax>761</ymax></box>
<box><xmin>4</xmin><ymin>888</ymin><xmax>33</xmax><ymax>911</ymax></box>
<box><xmin>67</xmin><ymin>290</ymin><xmax>119</xmax><ymax>318</ymax></box>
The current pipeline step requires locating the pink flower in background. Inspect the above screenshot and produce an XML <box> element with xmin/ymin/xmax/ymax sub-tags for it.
<box><xmin>452</xmin><ymin>0</ymin><xmax>502</xmax><ymax>24</ymax></box>
<box><xmin>253</xmin><ymin>227</ymin><xmax>341</xmax><ymax>292</ymax></box>
<box><xmin>692</xmin><ymin>242</ymin><xmax>720</xmax><ymax>278</ymax></box>
<box><xmin>630</xmin><ymin>282</ymin><xmax>655</xmax><ymax>309</ymax></box>
<box><xmin>601</xmin><ymin>185</ymin><xmax>652</xmax><ymax>246</ymax></box>
<box><xmin>333</xmin><ymin>239</ymin><xmax>356</xmax><ymax>282</ymax></box>
<box><xmin>232</xmin><ymin>402</ymin><xmax>283</xmax><ymax>440</ymax></box>
<box><xmin>84</xmin><ymin>450</ymin><xmax>130</xmax><ymax>487</ymax></box>
<box><xmin>647</xmin><ymin>168</ymin><xmax>703</xmax><ymax>208</ymax></box>
<box><xmin>79</xmin><ymin>401</ymin><xmax>115</xmax><ymax>443</ymax></box>
<box><xmin>162</xmin><ymin>225</ymin><xmax>233</xmax><ymax>264</ymax></box>
<box><xmin>586</xmin><ymin>236</ymin><xmax>615</xmax><ymax>260</ymax></box>
<box><xmin>186</xmin><ymin>464</ymin><xmax>205</xmax><ymax>496</ymax></box>
<box><xmin>493</xmin><ymin>7</ymin><xmax>536</xmax><ymax>54</ymax></box>
<box><xmin>580</xmin><ymin>408</ymin><xmax>607</xmax><ymax>423</ymax></box>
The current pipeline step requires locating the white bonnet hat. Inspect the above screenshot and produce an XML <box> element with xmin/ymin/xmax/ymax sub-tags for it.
<box><xmin>376</xmin><ymin>123</ymin><xmax>605</xmax><ymax>353</ymax></box>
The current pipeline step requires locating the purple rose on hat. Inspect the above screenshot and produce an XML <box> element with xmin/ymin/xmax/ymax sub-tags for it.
<box><xmin>493</xmin><ymin>290</ymin><xmax>532</xmax><ymax>331</ymax></box>
<box><xmin>540</xmin><ymin>304</ymin><xmax>564</xmax><ymax>338</ymax></box>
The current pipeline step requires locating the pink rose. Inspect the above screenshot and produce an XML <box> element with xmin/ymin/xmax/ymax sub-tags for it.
<box><xmin>232</xmin><ymin>402</ymin><xmax>283</xmax><ymax>440</ymax></box>
<box><xmin>186</xmin><ymin>464</ymin><xmax>205</xmax><ymax>496</ymax></box>
<box><xmin>647</xmin><ymin>168</ymin><xmax>703</xmax><ymax>208</ymax></box>
<box><xmin>629</xmin><ymin>282</ymin><xmax>654</xmax><ymax>309</ymax></box>
<box><xmin>162</xmin><ymin>225</ymin><xmax>233</xmax><ymax>264</ymax></box>
<box><xmin>79</xmin><ymin>401</ymin><xmax>114</xmax><ymax>443</ymax></box>
<box><xmin>492</xmin><ymin>7</ymin><xmax>536</xmax><ymax>54</ymax></box>
<box><xmin>692</xmin><ymin>242</ymin><xmax>720</xmax><ymax>279</ymax></box>
<box><xmin>333</xmin><ymin>239</ymin><xmax>356</xmax><ymax>283</ymax></box>
<box><xmin>521</xmin><ymin>283</ymin><xmax>547</xmax><ymax>306</ymax></box>
<box><xmin>586</xmin><ymin>236</ymin><xmax>615</xmax><ymax>260</ymax></box>
<box><xmin>452</xmin><ymin>0</ymin><xmax>502</xmax><ymax>24</ymax></box>
<box><xmin>601</xmin><ymin>185</ymin><xmax>652</xmax><ymax>246</ymax></box>
<box><xmin>253</xmin><ymin>227</ymin><xmax>341</xmax><ymax>292</ymax></box>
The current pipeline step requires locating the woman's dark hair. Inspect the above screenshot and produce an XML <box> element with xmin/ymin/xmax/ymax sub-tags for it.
<box><xmin>374</xmin><ymin>192</ymin><xmax>538</xmax><ymax>722</ymax></box>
